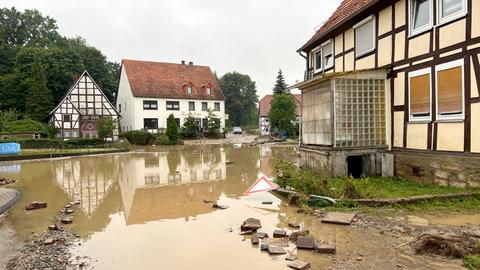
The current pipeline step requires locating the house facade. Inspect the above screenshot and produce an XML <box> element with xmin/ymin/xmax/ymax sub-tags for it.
<box><xmin>116</xmin><ymin>60</ymin><xmax>226</xmax><ymax>133</ymax></box>
<box><xmin>296</xmin><ymin>0</ymin><xmax>480</xmax><ymax>186</ymax></box>
<box><xmin>259</xmin><ymin>94</ymin><xmax>302</xmax><ymax>135</ymax></box>
<box><xmin>49</xmin><ymin>71</ymin><xmax>119</xmax><ymax>139</ymax></box>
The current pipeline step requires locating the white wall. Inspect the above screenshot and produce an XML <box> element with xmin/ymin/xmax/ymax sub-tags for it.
<box><xmin>116</xmin><ymin>66</ymin><xmax>136</xmax><ymax>131</ymax></box>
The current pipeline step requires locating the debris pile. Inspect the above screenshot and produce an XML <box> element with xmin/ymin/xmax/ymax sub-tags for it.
<box><xmin>5</xmin><ymin>228</ymin><xmax>89</xmax><ymax>270</ymax></box>
<box><xmin>237</xmin><ymin>216</ymin><xmax>342</xmax><ymax>270</ymax></box>
<box><xmin>0</xmin><ymin>177</ymin><xmax>16</xmax><ymax>185</ymax></box>
<box><xmin>414</xmin><ymin>231</ymin><xmax>480</xmax><ymax>258</ymax></box>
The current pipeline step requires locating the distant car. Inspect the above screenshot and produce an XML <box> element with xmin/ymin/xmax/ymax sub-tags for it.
<box><xmin>233</xmin><ymin>127</ymin><xmax>242</xmax><ymax>134</ymax></box>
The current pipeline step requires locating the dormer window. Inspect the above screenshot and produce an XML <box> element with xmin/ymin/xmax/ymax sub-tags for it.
<box><xmin>187</xmin><ymin>86</ymin><xmax>193</xmax><ymax>94</ymax></box>
<box><xmin>207</xmin><ymin>87</ymin><xmax>212</xmax><ymax>95</ymax></box>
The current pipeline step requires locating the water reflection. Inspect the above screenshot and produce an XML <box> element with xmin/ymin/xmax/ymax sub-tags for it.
<box><xmin>119</xmin><ymin>147</ymin><xmax>227</xmax><ymax>224</ymax></box>
<box><xmin>0</xmin><ymin>145</ymin><xmax>295</xmax><ymax>236</ymax></box>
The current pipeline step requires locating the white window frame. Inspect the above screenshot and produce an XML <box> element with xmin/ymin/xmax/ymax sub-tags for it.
<box><xmin>409</xmin><ymin>0</ymin><xmax>434</xmax><ymax>37</ymax></box>
<box><xmin>187</xmin><ymin>86</ymin><xmax>193</xmax><ymax>94</ymax></box>
<box><xmin>354</xmin><ymin>15</ymin><xmax>376</xmax><ymax>58</ymax></box>
<box><xmin>408</xmin><ymin>67</ymin><xmax>432</xmax><ymax>122</ymax></box>
<box><xmin>435</xmin><ymin>59</ymin><xmax>465</xmax><ymax>121</ymax></box>
<box><xmin>437</xmin><ymin>0</ymin><xmax>467</xmax><ymax>25</ymax></box>
<box><xmin>312</xmin><ymin>47</ymin><xmax>323</xmax><ymax>73</ymax></box>
<box><xmin>322</xmin><ymin>40</ymin><xmax>334</xmax><ymax>70</ymax></box>
<box><xmin>206</xmin><ymin>87</ymin><xmax>212</xmax><ymax>95</ymax></box>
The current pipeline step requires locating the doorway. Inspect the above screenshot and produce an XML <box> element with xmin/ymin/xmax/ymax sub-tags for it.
<box><xmin>347</xmin><ymin>155</ymin><xmax>363</xmax><ymax>178</ymax></box>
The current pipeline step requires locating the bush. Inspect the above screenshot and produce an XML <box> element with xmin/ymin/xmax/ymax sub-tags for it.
<box><xmin>182</xmin><ymin>115</ymin><xmax>199</xmax><ymax>139</ymax></box>
<box><xmin>154</xmin><ymin>134</ymin><xmax>170</xmax><ymax>145</ymax></box>
<box><xmin>119</xmin><ymin>130</ymin><xmax>154</xmax><ymax>145</ymax></box>
<box><xmin>166</xmin><ymin>114</ymin><xmax>179</xmax><ymax>144</ymax></box>
<box><xmin>2</xmin><ymin>118</ymin><xmax>50</xmax><ymax>136</ymax></box>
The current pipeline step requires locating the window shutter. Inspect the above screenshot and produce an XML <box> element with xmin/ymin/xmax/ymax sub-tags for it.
<box><xmin>355</xmin><ymin>19</ymin><xmax>375</xmax><ymax>56</ymax></box>
<box><xmin>437</xmin><ymin>66</ymin><xmax>462</xmax><ymax>115</ymax></box>
<box><xmin>410</xmin><ymin>74</ymin><xmax>431</xmax><ymax>116</ymax></box>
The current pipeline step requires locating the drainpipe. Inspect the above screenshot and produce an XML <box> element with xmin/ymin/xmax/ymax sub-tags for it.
<box><xmin>297</xmin><ymin>51</ymin><xmax>307</xmax><ymax>148</ymax></box>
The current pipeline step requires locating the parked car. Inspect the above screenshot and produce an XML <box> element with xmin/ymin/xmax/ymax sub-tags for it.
<box><xmin>233</xmin><ymin>127</ymin><xmax>242</xmax><ymax>134</ymax></box>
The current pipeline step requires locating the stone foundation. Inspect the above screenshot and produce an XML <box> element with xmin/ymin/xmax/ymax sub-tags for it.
<box><xmin>394</xmin><ymin>150</ymin><xmax>480</xmax><ymax>188</ymax></box>
<box><xmin>300</xmin><ymin>145</ymin><xmax>393</xmax><ymax>178</ymax></box>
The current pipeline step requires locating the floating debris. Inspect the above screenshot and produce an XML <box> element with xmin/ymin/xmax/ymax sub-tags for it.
<box><xmin>25</xmin><ymin>201</ymin><xmax>47</xmax><ymax>211</ymax></box>
<box><xmin>273</xmin><ymin>229</ymin><xmax>287</xmax><ymax>238</ymax></box>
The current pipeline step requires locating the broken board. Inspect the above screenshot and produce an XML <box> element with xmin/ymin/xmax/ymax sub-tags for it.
<box><xmin>321</xmin><ymin>212</ymin><xmax>356</xmax><ymax>225</ymax></box>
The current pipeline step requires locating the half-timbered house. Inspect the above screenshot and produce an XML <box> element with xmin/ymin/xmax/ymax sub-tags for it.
<box><xmin>49</xmin><ymin>71</ymin><xmax>120</xmax><ymax>139</ymax></box>
<box><xmin>295</xmin><ymin>0</ymin><xmax>480</xmax><ymax>186</ymax></box>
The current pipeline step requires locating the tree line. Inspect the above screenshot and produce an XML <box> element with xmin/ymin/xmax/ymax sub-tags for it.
<box><xmin>0</xmin><ymin>7</ymin><xmax>119</xmax><ymax>122</ymax></box>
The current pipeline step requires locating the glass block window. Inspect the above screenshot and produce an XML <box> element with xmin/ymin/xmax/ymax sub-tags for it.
<box><xmin>334</xmin><ymin>78</ymin><xmax>386</xmax><ymax>147</ymax></box>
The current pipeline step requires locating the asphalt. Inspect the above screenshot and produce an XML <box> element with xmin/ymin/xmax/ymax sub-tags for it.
<box><xmin>0</xmin><ymin>188</ymin><xmax>21</xmax><ymax>215</ymax></box>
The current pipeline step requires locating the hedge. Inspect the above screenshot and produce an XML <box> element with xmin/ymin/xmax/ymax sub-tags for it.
<box><xmin>119</xmin><ymin>130</ymin><xmax>155</xmax><ymax>145</ymax></box>
<box><xmin>0</xmin><ymin>138</ymin><xmax>109</xmax><ymax>149</ymax></box>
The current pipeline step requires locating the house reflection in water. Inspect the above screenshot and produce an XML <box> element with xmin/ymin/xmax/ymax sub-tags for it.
<box><xmin>53</xmin><ymin>157</ymin><xmax>118</xmax><ymax>218</ymax></box>
<box><xmin>119</xmin><ymin>147</ymin><xmax>227</xmax><ymax>225</ymax></box>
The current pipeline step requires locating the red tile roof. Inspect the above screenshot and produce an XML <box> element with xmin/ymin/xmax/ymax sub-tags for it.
<box><xmin>259</xmin><ymin>94</ymin><xmax>302</xmax><ymax>117</ymax></box>
<box><xmin>299</xmin><ymin>0</ymin><xmax>376</xmax><ymax>52</ymax></box>
<box><xmin>122</xmin><ymin>59</ymin><xmax>225</xmax><ymax>100</ymax></box>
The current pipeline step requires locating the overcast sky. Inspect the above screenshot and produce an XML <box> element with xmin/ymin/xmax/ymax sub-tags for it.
<box><xmin>4</xmin><ymin>0</ymin><xmax>341</xmax><ymax>98</ymax></box>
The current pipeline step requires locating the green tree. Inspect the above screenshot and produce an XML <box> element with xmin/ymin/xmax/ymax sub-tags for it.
<box><xmin>273</xmin><ymin>69</ymin><xmax>288</xmax><ymax>95</ymax></box>
<box><xmin>219</xmin><ymin>72</ymin><xmax>258</xmax><ymax>127</ymax></box>
<box><xmin>268</xmin><ymin>93</ymin><xmax>297</xmax><ymax>137</ymax></box>
<box><xmin>206</xmin><ymin>109</ymin><xmax>221</xmax><ymax>137</ymax></box>
<box><xmin>24</xmin><ymin>58</ymin><xmax>53</xmax><ymax>122</ymax></box>
<box><xmin>0</xmin><ymin>108</ymin><xmax>21</xmax><ymax>132</ymax></box>
<box><xmin>182</xmin><ymin>114</ymin><xmax>199</xmax><ymax>138</ymax></box>
<box><xmin>166</xmin><ymin>114</ymin><xmax>179</xmax><ymax>144</ymax></box>
<box><xmin>97</xmin><ymin>117</ymin><xmax>116</xmax><ymax>140</ymax></box>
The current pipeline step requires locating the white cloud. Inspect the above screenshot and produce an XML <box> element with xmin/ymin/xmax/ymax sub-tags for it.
<box><xmin>4</xmin><ymin>0</ymin><xmax>341</xmax><ymax>97</ymax></box>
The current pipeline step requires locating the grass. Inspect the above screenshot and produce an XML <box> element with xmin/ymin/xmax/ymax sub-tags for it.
<box><xmin>19</xmin><ymin>148</ymin><xmax>117</xmax><ymax>156</ymax></box>
<box><xmin>275</xmin><ymin>160</ymin><xmax>480</xmax><ymax>212</ymax></box>
<box><xmin>329</xmin><ymin>176</ymin><xmax>469</xmax><ymax>199</ymax></box>
<box><xmin>464</xmin><ymin>255</ymin><xmax>480</xmax><ymax>270</ymax></box>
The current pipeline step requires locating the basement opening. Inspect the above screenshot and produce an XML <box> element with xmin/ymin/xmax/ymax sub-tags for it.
<box><xmin>347</xmin><ymin>155</ymin><xmax>363</xmax><ymax>178</ymax></box>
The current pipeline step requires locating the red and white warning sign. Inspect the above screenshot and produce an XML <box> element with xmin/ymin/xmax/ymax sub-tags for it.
<box><xmin>244</xmin><ymin>174</ymin><xmax>278</xmax><ymax>195</ymax></box>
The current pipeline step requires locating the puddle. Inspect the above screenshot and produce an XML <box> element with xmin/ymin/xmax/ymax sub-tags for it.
<box><xmin>400</xmin><ymin>213</ymin><xmax>480</xmax><ymax>227</ymax></box>
<box><xmin>0</xmin><ymin>145</ymin><xmax>466</xmax><ymax>269</ymax></box>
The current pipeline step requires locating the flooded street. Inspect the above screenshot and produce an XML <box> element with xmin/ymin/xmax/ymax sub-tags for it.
<box><xmin>0</xmin><ymin>145</ymin><xmax>469</xmax><ymax>269</ymax></box>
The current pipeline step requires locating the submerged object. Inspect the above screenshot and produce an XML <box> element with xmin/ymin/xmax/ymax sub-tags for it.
<box><xmin>0</xmin><ymin>143</ymin><xmax>21</xmax><ymax>155</ymax></box>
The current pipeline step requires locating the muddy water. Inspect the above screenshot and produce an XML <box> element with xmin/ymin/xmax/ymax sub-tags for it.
<box><xmin>0</xmin><ymin>145</ymin><xmax>466</xmax><ymax>269</ymax></box>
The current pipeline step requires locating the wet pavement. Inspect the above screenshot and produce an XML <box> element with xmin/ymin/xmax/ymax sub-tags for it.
<box><xmin>0</xmin><ymin>144</ymin><xmax>471</xmax><ymax>269</ymax></box>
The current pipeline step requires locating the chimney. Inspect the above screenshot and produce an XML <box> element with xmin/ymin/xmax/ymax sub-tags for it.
<box><xmin>181</xmin><ymin>60</ymin><xmax>186</xmax><ymax>65</ymax></box>
<box><xmin>189</xmin><ymin>61</ymin><xmax>193</xmax><ymax>65</ymax></box>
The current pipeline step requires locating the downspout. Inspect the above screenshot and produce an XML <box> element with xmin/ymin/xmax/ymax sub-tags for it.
<box><xmin>297</xmin><ymin>51</ymin><xmax>307</xmax><ymax>148</ymax></box>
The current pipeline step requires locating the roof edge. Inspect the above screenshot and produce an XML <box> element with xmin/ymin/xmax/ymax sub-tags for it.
<box><xmin>298</xmin><ymin>0</ymin><xmax>382</xmax><ymax>53</ymax></box>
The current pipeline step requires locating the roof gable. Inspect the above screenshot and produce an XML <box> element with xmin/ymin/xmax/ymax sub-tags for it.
<box><xmin>122</xmin><ymin>59</ymin><xmax>226</xmax><ymax>101</ymax></box>
<box><xmin>50</xmin><ymin>71</ymin><xmax>119</xmax><ymax>117</ymax></box>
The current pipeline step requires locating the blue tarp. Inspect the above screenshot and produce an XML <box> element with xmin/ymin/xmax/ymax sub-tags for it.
<box><xmin>0</xmin><ymin>143</ymin><xmax>21</xmax><ymax>155</ymax></box>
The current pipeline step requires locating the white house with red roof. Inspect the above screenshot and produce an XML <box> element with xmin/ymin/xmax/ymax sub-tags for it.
<box><xmin>116</xmin><ymin>59</ymin><xmax>226</xmax><ymax>133</ymax></box>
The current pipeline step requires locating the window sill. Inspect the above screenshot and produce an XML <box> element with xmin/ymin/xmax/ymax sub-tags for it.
<box><xmin>437</xmin><ymin>13</ymin><xmax>467</xmax><ymax>28</ymax></box>
<box><xmin>408</xmin><ymin>121</ymin><xmax>431</xmax><ymax>124</ymax></box>
<box><xmin>408</xmin><ymin>27</ymin><xmax>433</xmax><ymax>39</ymax></box>
<box><xmin>435</xmin><ymin>119</ymin><xmax>464</xmax><ymax>124</ymax></box>
<box><xmin>355</xmin><ymin>49</ymin><xmax>375</xmax><ymax>60</ymax></box>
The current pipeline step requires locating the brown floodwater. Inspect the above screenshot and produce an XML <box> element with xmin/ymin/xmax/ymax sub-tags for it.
<box><xmin>0</xmin><ymin>145</ymin><xmax>467</xmax><ymax>269</ymax></box>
